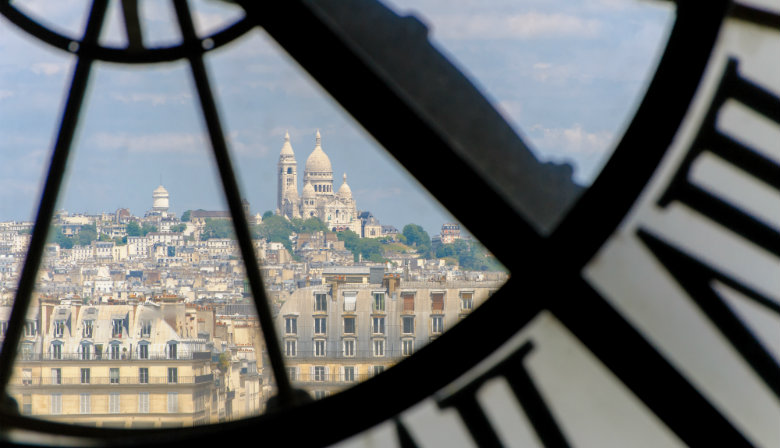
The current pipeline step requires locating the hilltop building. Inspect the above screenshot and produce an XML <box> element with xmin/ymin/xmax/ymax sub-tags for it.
<box><xmin>276</xmin><ymin>131</ymin><xmax>361</xmax><ymax>235</ymax></box>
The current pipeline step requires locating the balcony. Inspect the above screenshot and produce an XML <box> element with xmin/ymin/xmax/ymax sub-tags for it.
<box><xmin>283</xmin><ymin>349</ymin><xmax>408</xmax><ymax>361</ymax></box>
<box><xmin>18</xmin><ymin>352</ymin><xmax>213</xmax><ymax>362</ymax></box>
<box><xmin>11</xmin><ymin>375</ymin><xmax>214</xmax><ymax>386</ymax></box>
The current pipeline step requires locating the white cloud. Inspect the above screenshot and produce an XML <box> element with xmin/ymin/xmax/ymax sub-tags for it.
<box><xmin>110</xmin><ymin>92</ymin><xmax>191</xmax><ymax>106</ymax></box>
<box><xmin>0</xmin><ymin>90</ymin><xmax>13</xmax><ymax>100</ymax></box>
<box><xmin>30</xmin><ymin>62</ymin><xmax>68</xmax><ymax>76</ymax></box>
<box><xmin>530</xmin><ymin>123</ymin><xmax>612</xmax><ymax>155</ymax></box>
<box><xmin>90</xmin><ymin>132</ymin><xmax>204</xmax><ymax>155</ymax></box>
<box><xmin>433</xmin><ymin>12</ymin><xmax>601</xmax><ymax>40</ymax></box>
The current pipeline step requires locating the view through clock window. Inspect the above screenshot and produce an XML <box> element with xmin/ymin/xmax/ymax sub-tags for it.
<box><xmin>0</xmin><ymin>0</ymin><xmax>684</xmax><ymax>436</ymax></box>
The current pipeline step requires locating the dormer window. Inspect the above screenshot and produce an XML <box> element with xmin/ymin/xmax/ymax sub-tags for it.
<box><xmin>111</xmin><ymin>319</ymin><xmax>123</xmax><ymax>338</ymax></box>
<box><xmin>82</xmin><ymin>320</ymin><xmax>93</xmax><ymax>338</ymax></box>
<box><xmin>314</xmin><ymin>293</ymin><xmax>327</xmax><ymax>312</ymax></box>
<box><xmin>23</xmin><ymin>321</ymin><xmax>37</xmax><ymax>337</ymax></box>
<box><xmin>140</xmin><ymin>320</ymin><xmax>151</xmax><ymax>338</ymax></box>
<box><xmin>53</xmin><ymin>320</ymin><xmax>65</xmax><ymax>338</ymax></box>
<box><xmin>166</xmin><ymin>341</ymin><xmax>178</xmax><ymax>360</ymax></box>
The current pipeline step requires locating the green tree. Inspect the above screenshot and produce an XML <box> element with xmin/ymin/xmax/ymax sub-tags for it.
<box><xmin>402</xmin><ymin>223</ymin><xmax>431</xmax><ymax>256</ymax></box>
<box><xmin>337</xmin><ymin>230</ymin><xmax>385</xmax><ymax>262</ymax></box>
<box><xmin>181</xmin><ymin>210</ymin><xmax>191</xmax><ymax>222</ymax></box>
<box><xmin>262</xmin><ymin>210</ymin><xmax>274</xmax><ymax>220</ymax></box>
<box><xmin>253</xmin><ymin>214</ymin><xmax>294</xmax><ymax>250</ymax></box>
<box><xmin>140</xmin><ymin>223</ymin><xmax>157</xmax><ymax>236</ymax></box>
<box><xmin>170</xmin><ymin>223</ymin><xmax>186</xmax><ymax>233</ymax></box>
<box><xmin>201</xmin><ymin>219</ymin><xmax>234</xmax><ymax>240</ymax></box>
<box><xmin>126</xmin><ymin>221</ymin><xmax>142</xmax><ymax>237</ymax></box>
<box><xmin>98</xmin><ymin>233</ymin><xmax>112</xmax><ymax>242</ymax></box>
<box><xmin>49</xmin><ymin>226</ymin><xmax>74</xmax><ymax>249</ymax></box>
<box><xmin>77</xmin><ymin>224</ymin><xmax>97</xmax><ymax>246</ymax></box>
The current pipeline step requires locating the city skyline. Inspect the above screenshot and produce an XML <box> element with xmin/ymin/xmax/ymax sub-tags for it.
<box><xmin>0</xmin><ymin>0</ymin><xmax>673</xmax><ymax>237</ymax></box>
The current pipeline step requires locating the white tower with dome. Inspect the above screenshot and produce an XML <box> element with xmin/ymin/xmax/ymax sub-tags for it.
<box><xmin>152</xmin><ymin>185</ymin><xmax>170</xmax><ymax>216</ymax></box>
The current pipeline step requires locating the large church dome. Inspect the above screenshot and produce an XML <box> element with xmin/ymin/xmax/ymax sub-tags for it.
<box><xmin>305</xmin><ymin>130</ymin><xmax>332</xmax><ymax>173</ymax></box>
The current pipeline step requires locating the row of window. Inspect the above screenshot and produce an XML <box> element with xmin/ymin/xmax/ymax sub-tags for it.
<box><xmin>286</xmin><ymin>365</ymin><xmax>386</xmax><ymax>383</ymax></box>
<box><xmin>41</xmin><ymin>392</ymin><xmax>179</xmax><ymax>415</ymax></box>
<box><xmin>29</xmin><ymin>367</ymin><xmax>180</xmax><ymax>385</ymax></box>
<box><xmin>14</xmin><ymin>319</ymin><xmax>153</xmax><ymax>338</ymax></box>
<box><xmin>285</xmin><ymin>315</ymin><xmax>444</xmax><ymax>336</ymax></box>
<box><xmin>283</xmin><ymin>338</ymin><xmax>416</xmax><ymax>358</ymax></box>
<box><xmin>309</xmin><ymin>292</ymin><xmax>474</xmax><ymax>313</ymax></box>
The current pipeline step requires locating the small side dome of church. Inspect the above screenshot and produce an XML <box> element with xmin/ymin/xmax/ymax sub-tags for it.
<box><xmin>305</xmin><ymin>130</ymin><xmax>332</xmax><ymax>173</ymax></box>
<box><xmin>337</xmin><ymin>173</ymin><xmax>352</xmax><ymax>199</ymax></box>
<box><xmin>302</xmin><ymin>182</ymin><xmax>316</xmax><ymax>198</ymax></box>
<box><xmin>279</xmin><ymin>131</ymin><xmax>295</xmax><ymax>157</ymax></box>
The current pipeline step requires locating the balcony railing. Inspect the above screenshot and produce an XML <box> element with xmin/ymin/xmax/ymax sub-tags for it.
<box><xmin>17</xmin><ymin>352</ymin><xmax>213</xmax><ymax>362</ymax></box>
<box><xmin>283</xmin><ymin>349</ymin><xmax>412</xmax><ymax>361</ymax></box>
<box><xmin>291</xmin><ymin>373</ymin><xmax>375</xmax><ymax>384</ymax></box>
<box><xmin>12</xmin><ymin>374</ymin><xmax>214</xmax><ymax>386</ymax></box>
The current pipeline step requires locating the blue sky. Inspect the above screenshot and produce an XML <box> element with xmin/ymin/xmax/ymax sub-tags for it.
<box><xmin>0</xmin><ymin>0</ymin><xmax>672</xmax><ymax>236</ymax></box>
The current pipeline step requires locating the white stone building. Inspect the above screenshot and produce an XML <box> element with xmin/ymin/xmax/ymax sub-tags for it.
<box><xmin>276</xmin><ymin>131</ymin><xmax>361</xmax><ymax>234</ymax></box>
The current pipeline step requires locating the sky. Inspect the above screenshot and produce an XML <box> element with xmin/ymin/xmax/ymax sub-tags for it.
<box><xmin>0</xmin><ymin>0</ymin><xmax>673</xmax><ymax>237</ymax></box>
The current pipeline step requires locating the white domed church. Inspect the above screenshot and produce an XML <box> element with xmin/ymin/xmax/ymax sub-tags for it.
<box><xmin>276</xmin><ymin>130</ymin><xmax>361</xmax><ymax>234</ymax></box>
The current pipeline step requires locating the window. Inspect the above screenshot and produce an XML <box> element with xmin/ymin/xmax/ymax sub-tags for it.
<box><xmin>372</xmin><ymin>292</ymin><xmax>385</xmax><ymax>312</ymax></box>
<box><xmin>314</xmin><ymin>366</ymin><xmax>326</xmax><ymax>381</ymax></box>
<box><xmin>167</xmin><ymin>342</ymin><xmax>178</xmax><ymax>359</ymax></box>
<box><xmin>138</xmin><ymin>343</ymin><xmax>149</xmax><ymax>360</ymax></box>
<box><xmin>80</xmin><ymin>393</ymin><xmax>91</xmax><ymax>414</ymax></box>
<box><xmin>168</xmin><ymin>367</ymin><xmax>178</xmax><ymax>384</ymax></box>
<box><xmin>285</xmin><ymin>340</ymin><xmax>297</xmax><ymax>357</ymax></box>
<box><xmin>343</xmin><ymin>292</ymin><xmax>357</xmax><ymax>312</ymax></box>
<box><xmin>343</xmin><ymin>366</ymin><xmax>355</xmax><ymax>382</ymax></box>
<box><xmin>140</xmin><ymin>320</ymin><xmax>151</xmax><ymax>338</ymax></box>
<box><xmin>112</xmin><ymin>318</ymin><xmax>123</xmax><ymax>338</ymax></box>
<box><xmin>373</xmin><ymin>365</ymin><xmax>385</xmax><ymax>376</ymax></box>
<box><xmin>109</xmin><ymin>393</ymin><xmax>120</xmax><ymax>414</ymax></box>
<box><xmin>22</xmin><ymin>394</ymin><xmax>31</xmax><ymax>415</ymax></box>
<box><xmin>51</xmin><ymin>368</ymin><xmax>61</xmax><ymax>385</ymax></box>
<box><xmin>53</xmin><ymin>320</ymin><xmax>65</xmax><ymax>338</ymax></box>
<box><xmin>432</xmin><ymin>316</ymin><xmax>444</xmax><ymax>334</ymax></box>
<box><xmin>22</xmin><ymin>369</ymin><xmax>31</xmax><ymax>386</ymax></box>
<box><xmin>80</xmin><ymin>342</ymin><xmax>92</xmax><ymax>360</ymax></box>
<box><xmin>284</xmin><ymin>339</ymin><xmax>298</xmax><ymax>357</ymax></box>
<box><xmin>285</xmin><ymin>317</ymin><xmax>297</xmax><ymax>334</ymax></box>
<box><xmin>21</xmin><ymin>343</ymin><xmax>34</xmax><ymax>361</ymax></box>
<box><xmin>402</xmin><ymin>292</ymin><xmax>415</xmax><ymax>312</ymax></box>
<box><xmin>110</xmin><ymin>368</ymin><xmax>120</xmax><ymax>384</ymax></box>
<box><xmin>431</xmin><ymin>292</ymin><xmax>445</xmax><ymax>312</ymax></box>
<box><xmin>314</xmin><ymin>390</ymin><xmax>329</xmax><ymax>400</ymax></box>
<box><xmin>372</xmin><ymin>317</ymin><xmax>385</xmax><ymax>335</ymax></box>
<box><xmin>461</xmin><ymin>291</ymin><xmax>474</xmax><ymax>311</ymax></box>
<box><xmin>373</xmin><ymin>339</ymin><xmax>385</xmax><ymax>357</ymax></box>
<box><xmin>110</xmin><ymin>343</ymin><xmax>121</xmax><ymax>360</ymax></box>
<box><xmin>80</xmin><ymin>368</ymin><xmax>90</xmax><ymax>384</ymax></box>
<box><xmin>402</xmin><ymin>339</ymin><xmax>415</xmax><ymax>356</ymax></box>
<box><xmin>402</xmin><ymin>316</ymin><xmax>415</xmax><ymax>334</ymax></box>
<box><xmin>51</xmin><ymin>394</ymin><xmax>62</xmax><ymax>415</ymax></box>
<box><xmin>168</xmin><ymin>392</ymin><xmax>178</xmax><ymax>413</ymax></box>
<box><xmin>314</xmin><ymin>317</ymin><xmax>327</xmax><ymax>335</ymax></box>
<box><xmin>50</xmin><ymin>342</ymin><xmax>62</xmax><ymax>360</ymax></box>
<box><xmin>23</xmin><ymin>321</ymin><xmax>37</xmax><ymax>337</ymax></box>
<box><xmin>343</xmin><ymin>317</ymin><xmax>355</xmax><ymax>334</ymax></box>
<box><xmin>82</xmin><ymin>320</ymin><xmax>93</xmax><ymax>338</ymax></box>
<box><xmin>343</xmin><ymin>339</ymin><xmax>355</xmax><ymax>357</ymax></box>
<box><xmin>314</xmin><ymin>293</ymin><xmax>327</xmax><ymax>312</ymax></box>
<box><xmin>139</xmin><ymin>392</ymin><xmax>149</xmax><ymax>413</ymax></box>
<box><xmin>286</xmin><ymin>367</ymin><xmax>298</xmax><ymax>381</ymax></box>
<box><xmin>314</xmin><ymin>339</ymin><xmax>326</xmax><ymax>357</ymax></box>
<box><xmin>139</xmin><ymin>368</ymin><xmax>149</xmax><ymax>384</ymax></box>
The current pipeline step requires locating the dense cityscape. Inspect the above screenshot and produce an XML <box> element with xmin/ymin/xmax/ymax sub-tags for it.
<box><xmin>0</xmin><ymin>132</ymin><xmax>507</xmax><ymax>428</ymax></box>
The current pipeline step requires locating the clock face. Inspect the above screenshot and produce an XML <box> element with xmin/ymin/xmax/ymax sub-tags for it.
<box><xmin>0</xmin><ymin>0</ymin><xmax>777</xmax><ymax>446</ymax></box>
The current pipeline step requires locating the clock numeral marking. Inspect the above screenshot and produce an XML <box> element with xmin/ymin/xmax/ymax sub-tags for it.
<box><xmin>639</xmin><ymin>58</ymin><xmax>780</xmax><ymax>398</ymax></box>
<box><xmin>436</xmin><ymin>341</ymin><xmax>570</xmax><ymax>448</ymax></box>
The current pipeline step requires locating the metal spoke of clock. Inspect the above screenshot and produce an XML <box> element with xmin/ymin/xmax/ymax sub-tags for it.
<box><xmin>171</xmin><ymin>0</ymin><xmax>295</xmax><ymax>408</ymax></box>
<box><xmin>0</xmin><ymin>0</ymin><xmax>108</xmax><ymax>401</ymax></box>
